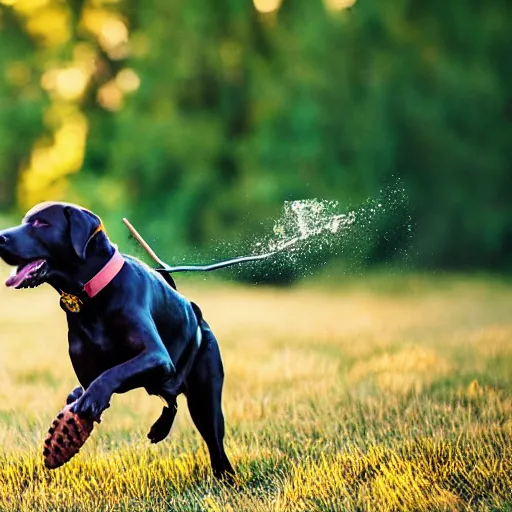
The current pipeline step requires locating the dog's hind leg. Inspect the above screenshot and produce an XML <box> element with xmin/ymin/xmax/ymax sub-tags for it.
<box><xmin>146</xmin><ymin>325</ymin><xmax>202</xmax><ymax>444</ymax></box>
<box><xmin>147</xmin><ymin>395</ymin><xmax>178</xmax><ymax>444</ymax></box>
<box><xmin>185</xmin><ymin>323</ymin><xmax>235</xmax><ymax>482</ymax></box>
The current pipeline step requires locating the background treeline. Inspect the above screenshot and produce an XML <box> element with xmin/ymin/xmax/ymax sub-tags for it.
<box><xmin>0</xmin><ymin>0</ymin><xmax>511</xmax><ymax>274</ymax></box>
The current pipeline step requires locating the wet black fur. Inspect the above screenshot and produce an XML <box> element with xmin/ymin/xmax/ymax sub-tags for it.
<box><xmin>0</xmin><ymin>203</ymin><xmax>234</xmax><ymax>480</ymax></box>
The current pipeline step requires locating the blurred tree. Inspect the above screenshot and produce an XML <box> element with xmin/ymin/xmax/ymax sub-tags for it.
<box><xmin>0</xmin><ymin>6</ymin><xmax>45</xmax><ymax>210</ymax></box>
<box><xmin>0</xmin><ymin>0</ymin><xmax>510</xmax><ymax>274</ymax></box>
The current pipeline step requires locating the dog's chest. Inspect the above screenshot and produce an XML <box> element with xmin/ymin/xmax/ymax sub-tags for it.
<box><xmin>66</xmin><ymin>311</ymin><xmax>143</xmax><ymax>388</ymax></box>
<box><xmin>67</xmin><ymin>315</ymin><xmax>126</xmax><ymax>363</ymax></box>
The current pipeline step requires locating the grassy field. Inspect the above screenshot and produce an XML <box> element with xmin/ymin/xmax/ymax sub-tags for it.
<box><xmin>0</xmin><ymin>268</ymin><xmax>510</xmax><ymax>511</ymax></box>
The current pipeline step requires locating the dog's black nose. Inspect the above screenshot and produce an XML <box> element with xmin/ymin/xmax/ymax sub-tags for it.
<box><xmin>0</xmin><ymin>234</ymin><xmax>10</xmax><ymax>245</ymax></box>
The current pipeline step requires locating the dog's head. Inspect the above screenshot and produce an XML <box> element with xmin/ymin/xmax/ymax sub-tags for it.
<box><xmin>0</xmin><ymin>202</ymin><xmax>104</xmax><ymax>289</ymax></box>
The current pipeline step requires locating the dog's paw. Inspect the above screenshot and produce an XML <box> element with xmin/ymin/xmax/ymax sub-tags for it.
<box><xmin>72</xmin><ymin>385</ymin><xmax>110</xmax><ymax>423</ymax></box>
<box><xmin>147</xmin><ymin>408</ymin><xmax>174</xmax><ymax>444</ymax></box>
<box><xmin>66</xmin><ymin>386</ymin><xmax>84</xmax><ymax>405</ymax></box>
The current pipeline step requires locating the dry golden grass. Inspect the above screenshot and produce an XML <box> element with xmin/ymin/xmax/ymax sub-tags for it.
<box><xmin>0</xmin><ymin>267</ymin><xmax>510</xmax><ymax>511</ymax></box>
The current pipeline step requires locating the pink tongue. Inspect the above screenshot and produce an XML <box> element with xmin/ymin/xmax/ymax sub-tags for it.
<box><xmin>5</xmin><ymin>261</ymin><xmax>41</xmax><ymax>288</ymax></box>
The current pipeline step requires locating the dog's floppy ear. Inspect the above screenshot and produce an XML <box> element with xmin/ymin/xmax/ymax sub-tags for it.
<box><xmin>64</xmin><ymin>207</ymin><xmax>104</xmax><ymax>260</ymax></box>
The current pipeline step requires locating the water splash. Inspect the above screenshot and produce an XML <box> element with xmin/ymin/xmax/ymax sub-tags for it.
<box><xmin>265</xmin><ymin>199</ymin><xmax>357</xmax><ymax>253</ymax></box>
<box><xmin>232</xmin><ymin>180</ymin><xmax>412</xmax><ymax>283</ymax></box>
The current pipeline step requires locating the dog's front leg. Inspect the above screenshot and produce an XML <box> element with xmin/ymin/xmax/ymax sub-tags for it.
<box><xmin>72</xmin><ymin>317</ymin><xmax>175</xmax><ymax>422</ymax></box>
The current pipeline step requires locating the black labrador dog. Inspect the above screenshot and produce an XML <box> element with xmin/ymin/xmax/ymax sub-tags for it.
<box><xmin>0</xmin><ymin>201</ymin><xmax>234</xmax><ymax>480</ymax></box>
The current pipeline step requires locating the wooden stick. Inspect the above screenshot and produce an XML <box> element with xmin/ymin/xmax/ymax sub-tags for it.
<box><xmin>122</xmin><ymin>218</ymin><xmax>166</xmax><ymax>268</ymax></box>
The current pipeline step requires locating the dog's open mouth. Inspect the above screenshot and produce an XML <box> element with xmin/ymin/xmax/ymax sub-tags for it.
<box><xmin>5</xmin><ymin>259</ymin><xmax>49</xmax><ymax>289</ymax></box>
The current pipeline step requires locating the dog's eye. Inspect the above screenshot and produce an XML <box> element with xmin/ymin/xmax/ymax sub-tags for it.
<box><xmin>32</xmin><ymin>219</ymin><xmax>49</xmax><ymax>228</ymax></box>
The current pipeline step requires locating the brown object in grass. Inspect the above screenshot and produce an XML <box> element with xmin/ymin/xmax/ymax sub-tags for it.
<box><xmin>43</xmin><ymin>402</ymin><xmax>94</xmax><ymax>469</ymax></box>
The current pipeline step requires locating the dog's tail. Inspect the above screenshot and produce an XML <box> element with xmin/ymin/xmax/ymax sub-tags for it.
<box><xmin>155</xmin><ymin>269</ymin><xmax>177</xmax><ymax>290</ymax></box>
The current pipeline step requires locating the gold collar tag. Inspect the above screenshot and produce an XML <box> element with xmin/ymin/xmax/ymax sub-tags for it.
<box><xmin>60</xmin><ymin>292</ymin><xmax>83</xmax><ymax>313</ymax></box>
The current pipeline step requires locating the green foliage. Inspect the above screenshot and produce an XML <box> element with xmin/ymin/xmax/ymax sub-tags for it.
<box><xmin>0</xmin><ymin>0</ymin><xmax>511</xmax><ymax>276</ymax></box>
<box><xmin>0</xmin><ymin>7</ymin><xmax>45</xmax><ymax>210</ymax></box>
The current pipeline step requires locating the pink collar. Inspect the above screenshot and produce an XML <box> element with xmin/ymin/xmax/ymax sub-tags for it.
<box><xmin>83</xmin><ymin>248</ymin><xmax>125</xmax><ymax>298</ymax></box>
